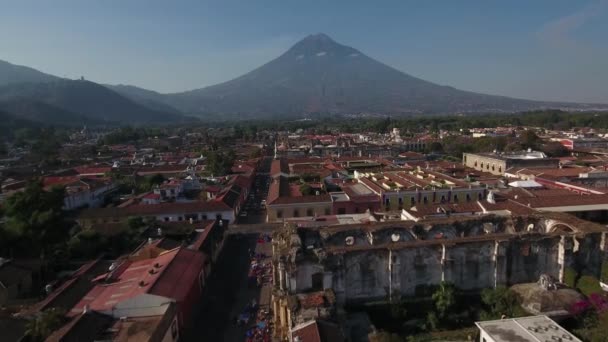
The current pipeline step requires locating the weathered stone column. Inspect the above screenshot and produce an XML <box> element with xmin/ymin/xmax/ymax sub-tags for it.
<box><xmin>278</xmin><ymin>261</ymin><xmax>286</xmax><ymax>291</ymax></box>
<box><xmin>441</xmin><ymin>244</ymin><xmax>449</xmax><ymax>282</ymax></box>
<box><xmin>558</xmin><ymin>236</ymin><xmax>566</xmax><ymax>283</ymax></box>
<box><xmin>493</xmin><ymin>240</ymin><xmax>507</xmax><ymax>287</ymax></box>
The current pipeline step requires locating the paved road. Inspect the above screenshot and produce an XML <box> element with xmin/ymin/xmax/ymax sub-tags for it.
<box><xmin>228</xmin><ymin>223</ymin><xmax>281</xmax><ymax>235</ymax></box>
<box><xmin>238</xmin><ymin>157</ymin><xmax>272</xmax><ymax>225</ymax></box>
<box><xmin>181</xmin><ymin>233</ymin><xmax>275</xmax><ymax>342</ymax></box>
<box><xmin>181</xmin><ymin>234</ymin><xmax>256</xmax><ymax>342</ymax></box>
<box><xmin>181</xmin><ymin>158</ymin><xmax>277</xmax><ymax>342</ymax></box>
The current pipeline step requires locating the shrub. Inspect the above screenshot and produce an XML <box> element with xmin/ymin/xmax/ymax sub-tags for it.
<box><xmin>601</xmin><ymin>262</ymin><xmax>608</xmax><ymax>283</ymax></box>
<box><xmin>576</xmin><ymin>276</ymin><xmax>603</xmax><ymax>297</ymax></box>
<box><xmin>564</xmin><ymin>267</ymin><xmax>578</xmax><ymax>288</ymax></box>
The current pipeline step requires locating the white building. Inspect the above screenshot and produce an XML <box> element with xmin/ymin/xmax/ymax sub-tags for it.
<box><xmin>476</xmin><ymin>315</ymin><xmax>581</xmax><ymax>342</ymax></box>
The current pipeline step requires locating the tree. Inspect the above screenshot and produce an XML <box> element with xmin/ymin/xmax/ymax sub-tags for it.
<box><xmin>147</xmin><ymin>174</ymin><xmax>165</xmax><ymax>187</ymax></box>
<box><xmin>431</xmin><ymin>282</ymin><xmax>456</xmax><ymax>319</ymax></box>
<box><xmin>25</xmin><ymin>308</ymin><xmax>66</xmax><ymax>342</ymax></box>
<box><xmin>67</xmin><ymin>230</ymin><xmax>106</xmax><ymax>259</ymax></box>
<box><xmin>427</xmin><ymin>141</ymin><xmax>443</xmax><ymax>153</ymax></box>
<box><xmin>519</xmin><ymin>130</ymin><xmax>540</xmax><ymax>149</ymax></box>
<box><xmin>128</xmin><ymin>216</ymin><xmax>145</xmax><ymax>231</ymax></box>
<box><xmin>204</xmin><ymin>149</ymin><xmax>236</xmax><ymax>176</ymax></box>
<box><xmin>299</xmin><ymin>184</ymin><xmax>313</xmax><ymax>196</ymax></box>
<box><xmin>3</xmin><ymin>181</ymin><xmax>70</xmax><ymax>257</ymax></box>
<box><xmin>540</xmin><ymin>142</ymin><xmax>569</xmax><ymax>157</ymax></box>
<box><xmin>480</xmin><ymin>286</ymin><xmax>521</xmax><ymax>319</ymax></box>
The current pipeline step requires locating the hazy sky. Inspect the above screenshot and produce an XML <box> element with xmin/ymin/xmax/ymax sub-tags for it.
<box><xmin>1</xmin><ymin>0</ymin><xmax>607</xmax><ymax>103</ymax></box>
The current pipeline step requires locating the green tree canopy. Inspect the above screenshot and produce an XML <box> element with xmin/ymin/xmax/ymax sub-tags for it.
<box><xmin>25</xmin><ymin>308</ymin><xmax>66</xmax><ymax>342</ymax></box>
<box><xmin>2</xmin><ymin>181</ymin><xmax>70</xmax><ymax>257</ymax></box>
<box><xmin>431</xmin><ymin>281</ymin><xmax>456</xmax><ymax>319</ymax></box>
<box><xmin>480</xmin><ymin>286</ymin><xmax>522</xmax><ymax>319</ymax></box>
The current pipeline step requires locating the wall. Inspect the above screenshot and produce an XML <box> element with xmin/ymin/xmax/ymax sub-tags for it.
<box><xmin>267</xmin><ymin>202</ymin><xmax>332</xmax><ymax>222</ymax></box>
<box><xmin>382</xmin><ymin>188</ymin><xmax>485</xmax><ymax>211</ymax></box>
<box><xmin>323</xmin><ymin>233</ymin><xmax>605</xmax><ymax>304</ymax></box>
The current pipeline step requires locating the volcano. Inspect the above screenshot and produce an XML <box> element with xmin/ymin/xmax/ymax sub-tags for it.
<box><xmin>162</xmin><ymin>33</ymin><xmax>563</xmax><ymax>118</ymax></box>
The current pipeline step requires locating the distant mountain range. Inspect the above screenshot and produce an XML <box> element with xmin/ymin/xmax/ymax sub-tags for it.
<box><xmin>0</xmin><ymin>34</ymin><xmax>604</xmax><ymax>124</ymax></box>
<box><xmin>0</xmin><ymin>60</ymin><xmax>188</xmax><ymax>125</ymax></box>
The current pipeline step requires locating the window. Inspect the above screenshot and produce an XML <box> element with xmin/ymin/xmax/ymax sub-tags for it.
<box><xmin>385</xmin><ymin>198</ymin><xmax>390</xmax><ymax>206</ymax></box>
<box><xmin>164</xmin><ymin>217</ymin><xmax>170</xmax><ymax>222</ymax></box>
<box><xmin>423</xmin><ymin>196</ymin><xmax>428</xmax><ymax>204</ymax></box>
<box><xmin>398</xmin><ymin>197</ymin><xmax>403</xmax><ymax>205</ymax></box>
<box><xmin>453</xmin><ymin>194</ymin><xmax>458</xmax><ymax>202</ymax></box>
<box><xmin>325</xmin><ymin>208</ymin><xmax>331</xmax><ymax>215</ymax></box>
<box><xmin>277</xmin><ymin>210</ymin><xmax>283</xmax><ymax>218</ymax></box>
<box><xmin>306</xmin><ymin>209</ymin><xmax>313</xmax><ymax>216</ymax></box>
<box><xmin>410</xmin><ymin>197</ymin><xmax>415</xmax><ymax>207</ymax></box>
<box><xmin>202</xmin><ymin>215</ymin><xmax>208</xmax><ymax>220</ymax></box>
<box><xmin>338</xmin><ymin>208</ymin><xmax>346</xmax><ymax>215</ymax></box>
<box><xmin>216</xmin><ymin>214</ymin><xmax>222</xmax><ymax>220</ymax></box>
<box><xmin>293</xmin><ymin>209</ymin><xmax>299</xmax><ymax>217</ymax></box>
<box><xmin>171</xmin><ymin>320</ymin><xmax>178</xmax><ymax>340</ymax></box>
<box><xmin>466</xmin><ymin>194</ymin><xmax>471</xmax><ymax>201</ymax></box>
<box><xmin>178</xmin><ymin>216</ymin><xmax>183</xmax><ymax>221</ymax></box>
<box><xmin>311</xmin><ymin>272</ymin><xmax>324</xmax><ymax>290</ymax></box>
<box><xmin>478</xmin><ymin>193</ymin><xmax>483</xmax><ymax>200</ymax></box>
<box><xmin>440</xmin><ymin>195</ymin><xmax>446</xmax><ymax>203</ymax></box>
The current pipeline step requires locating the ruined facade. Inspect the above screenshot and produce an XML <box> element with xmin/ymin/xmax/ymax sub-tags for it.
<box><xmin>271</xmin><ymin>212</ymin><xmax>607</xmax><ymax>338</ymax></box>
<box><xmin>463</xmin><ymin>151</ymin><xmax>559</xmax><ymax>176</ymax></box>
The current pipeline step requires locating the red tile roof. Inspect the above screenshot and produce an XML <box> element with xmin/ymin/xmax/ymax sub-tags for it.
<box><xmin>270</xmin><ymin>194</ymin><xmax>332</xmax><ymax>205</ymax></box>
<box><xmin>513</xmin><ymin>194</ymin><xmax>608</xmax><ymax>208</ymax></box>
<box><xmin>143</xmin><ymin>193</ymin><xmax>161</xmax><ymax>200</ymax></box>
<box><xmin>71</xmin><ymin>247</ymin><xmax>205</xmax><ymax>315</ymax></box>
<box><xmin>270</xmin><ymin>159</ymin><xmax>289</xmax><ymax>177</ymax></box>
<box><xmin>148</xmin><ymin>248</ymin><xmax>205</xmax><ymax>300</ymax></box>
<box><xmin>292</xmin><ymin>321</ymin><xmax>321</xmax><ymax>342</ymax></box>
<box><xmin>80</xmin><ymin>201</ymin><xmax>232</xmax><ymax>219</ymax></box>
<box><xmin>74</xmin><ymin>166</ymin><xmax>112</xmax><ymax>175</ymax></box>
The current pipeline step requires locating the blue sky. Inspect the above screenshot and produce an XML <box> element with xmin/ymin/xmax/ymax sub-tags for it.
<box><xmin>1</xmin><ymin>0</ymin><xmax>607</xmax><ymax>102</ymax></box>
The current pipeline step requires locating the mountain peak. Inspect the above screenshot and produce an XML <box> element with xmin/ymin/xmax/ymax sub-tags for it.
<box><xmin>303</xmin><ymin>33</ymin><xmax>334</xmax><ymax>42</ymax></box>
<box><xmin>286</xmin><ymin>33</ymin><xmax>358</xmax><ymax>57</ymax></box>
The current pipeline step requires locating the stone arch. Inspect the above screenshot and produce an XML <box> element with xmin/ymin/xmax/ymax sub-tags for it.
<box><xmin>547</xmin><ymin>222</ymin><xmax>577</xmax><ymax>234</ymax></box>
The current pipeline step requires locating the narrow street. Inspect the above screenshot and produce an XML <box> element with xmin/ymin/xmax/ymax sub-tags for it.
<box><xmin>238</xmin><ymin>157</ymin><xmax>272</xmax><ymax>225</ymax></box>
<box><xmin>181</xmin><ymin>234</ymin><xmax>256</xmax><ymax>342</ymax></box>
<box><xmin>182</xmin><ymin>157</ymin><xmax>276</xmax><ymax>342</ymax></box>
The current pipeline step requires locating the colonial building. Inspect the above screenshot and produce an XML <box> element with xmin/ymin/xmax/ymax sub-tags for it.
<box><xmin>355</xmin><ymin>169</ymin><xmax>487</xmax><ymax>211</ymax></box>
<box><xmin>463</xmin><ymin>151</ymin><xmax>559</xmax><ymax>176</ymax></box>
<box><xmin>266</xmin><ymin>176</ymin><xmax>333</xmax><ymax>222</ymax></box>
<box><xmin>271</xmin><ymin>212</ymin><xmax>607</xmax><ymax>337</ymax></box>
<box><xmin>78</xmin><ymin>201</ymin><xmax>235</xmax><ymax>226</ymax></box>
